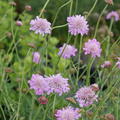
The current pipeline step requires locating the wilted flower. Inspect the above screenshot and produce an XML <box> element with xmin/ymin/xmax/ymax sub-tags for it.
<box><xmin>101</xmin><ymin>61</ymin><xmax>112</xmax><ymax>68</ymax></box>
<box><xmin>106</xmin><ymin>11</ymin><xmax>119</xmax><ymax>21</ymax></box>
<box><xmin>38</xmin><ymin>96</ymin><xmax>48</xmax><ymax>104</ymax></box>
<box><xmin>90</xmin><ymin>84</ymin><xmax>99</xmax><ymax>92</ymax></box>
<box><xmin>27</xmin><ymin>43</ymin><xmax>36</xmax><ymax>48</ymax></box>
<box><xmin>58</xmin><ymin>44</ymin><xmax>77</xmax><ymax>59</ymax></box>
<box><xmin>66</xmin><ymin>97</ymin><xmax>76</xmax><ymax>104</ymax></box>
<box><xmin>104</xmin><ymin>113</ymin><xmax>115</xmax><ymax>120</ymax></box>
<box><xmin>33</xmin><ymin>52</ymin><xmax>40</xmax><ymax>64</ymax></box>
<box><xmin>25</xmin><ymin>5</ymin><xmax>32</xmax><ymax>11</ymax></box>
<box><xmin>28</xmin><ymin>74</ymin><xmax>49</xmax><ymax>95</ymax></box>
<box><xmin>30</xmin><ymin>16</ymin><xmax>51</xmax><ymax>36</ymax></box>
<box><xmin>46</xmin><ymin>74</ymin><xmax>70</xmax><ymax>96</ymax></box>
<box><xmin>16</xmin><ymin>20</ymin><xmax>23</xmax><ymax>26</ymax></box>
<box><xmin>67</xmin><ymin>15</ymin><xmax>89</xmax><ymax>36</ymax></box>
<box><xmin>116</xmin><ymin>61</ymin><xmax>120</xmax><ymax>69</ymax></box>
<box><xmin>9</xmin><ymin>1</ymin><xmax>16</xmax><ymax>6</ymax></box>
<box><xmin>83</xmin><ymin>39</ymin><xmax>102</xmax><ymax>58</ymax></box>
<box><xmin>75</xmin><ymin>86</ymin><xmax>98</xmax><ymax>107</ymax></box>
<box><xmin>105</xmin><ymin>0</ymin><xmax>113</xmax><ymax>5</ymax></box>
<box><xmin>55</xmin><ymin>106</ymin><xmax>81</xmax><ymax>120</ymax></box>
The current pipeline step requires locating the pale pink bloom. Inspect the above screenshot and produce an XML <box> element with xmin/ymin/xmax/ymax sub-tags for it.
<box><xmin>33</xmin><ymin>52</ymin><xmax>40</xmax><ymax>64</ymax></box>
<box><xmin>101</xmin><ymin>61</ymin><xmax>112</xmax><ymax>68</ymax></box>
<box><xmin>106</xmin><ymin>11</ymin><xmax>119</xmax><ymax>21</ymax></box>
<box><xmin>83</xmin><ymin>39</ymin><xmax>102</xmax><ymax>58</ymax></box>
<box><xmin>28</xmin><ymin>74</ymin><xmax>49</xmax><ymax>95</ymax></box>
<box><xmin>30</xmin><ymin>16</ymin><xmax>51</xmax><ymax>36</ymax></box>
<box><xmin>46</xmin><ymin>74</ymin><xmax>70</xmax><ymax>96</ymax></box>
<box><xmin>75</xmin><ymin>86</ymin><xmax>98</xmax><ymax>107</ymax></box>
<box><xmin>58</xmin><ymin>44</ymin><xmax>77</xmax><ymax>59</ymax></box>
<box><xmin>67</xmin><ymin>15</ymin><xmax>89</xmax><ymax>36</ymax></box>
<box><xmin>55</xmin><ymin>106</ymin><xmax>81</xmax><ymax>120</ymax></box>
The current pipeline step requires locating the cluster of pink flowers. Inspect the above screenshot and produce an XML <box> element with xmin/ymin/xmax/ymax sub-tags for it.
<box><xmin>28</xmin><ymin>74</ymin><xmax>70</xmax><ymax>96</ymax></box>
<box><xmin>75</xmin><ymin>86</ymin><xmax>98</xmax><ymax>107</ymax></box>
<box><xmin>55</xmin><ymin>106</ymin><xmax>81</xmax><ymax>120</ymax></box>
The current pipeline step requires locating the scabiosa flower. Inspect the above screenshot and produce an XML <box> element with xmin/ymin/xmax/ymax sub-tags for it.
<box><xmin>46</xmin><ymin>74</ymin><xmax>70</xmax><ymax>96</ymax></box>
<box><xmin>30</xmin><ymin>16</ymin><xmax>51</xmax><ymax>36</ymax></box>
<box><xmin>55</xmin><ymin>106</ymin><xmax>81</xmax><ymax>120</ymax></box>
<box><xmin>33</xmin><ymin>52</ymin><xmax>40</xmax><ymax>64</ymax></box>
<box><xmin>58</xmin><ymin>44</ymin><xmax>77</xmax><ymax>59</ymax></box>
<box><xmin>83</xmin><ymin>39</ymin><xmax>102</xmax><ymax>58</ymax></box>
<box><xmin>101</xmin><ymin>61</ymin><xmax>112</xmax><ymax>68</ymax></box>
<box><xmin>28</xmin><ymin>74</ymin><xmax>49</xmax><ymax>95</ymax></box>
<box><xmin>67</xmin><ymin>15</ymin><xmax>89</xmax><ymax>36</ymax></box>
<box><xmin>75</xmin><ymin>86</ymin><xmax>98</xmax><ymax>107</ymax></box>
<box><xmin>106</xmin><ymin>11</ymin><xmax>119</xmax><ymax>21</ymax></box>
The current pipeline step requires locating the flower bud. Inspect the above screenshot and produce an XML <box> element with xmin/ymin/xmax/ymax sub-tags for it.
<box><xmin>105</xmin><ymin>0</ymin><xmax>113</xmax><ymax>5</ymax></box>
<box><xmin>66</xmin><ymin>97</ymin><xmax>76</xmax><ymax>104</ymax></box>
<box><xmin>33</xmin><ymin>52</ymin><xmax>40</xmax><ymax>64</ymax></box>
<box><xmin>25</xmin><ymin>5</ymin><xmax>32</xmax><ymax>11</ymax></box>
<box><xmin>104</xmin><ymin>113</ymin><xmax>115</xmax><ymax>120</ymax></box>
<box><xmin>38</xmin><ymin>96</ymin><xmax>48</xmax><ymax>104</ymax></box>
<box><xmin>16</xmin><ymin>21</ymin><xmax>23</xmax><ymax>26</ymax></box>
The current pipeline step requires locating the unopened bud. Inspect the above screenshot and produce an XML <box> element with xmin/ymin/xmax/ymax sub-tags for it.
<box><xmin>38</xmin><ymin>96</ymin><xmax>48</xmax><ymax>104</ymax></box>
<box><xmin>25</xmin><ymin>5</ymin><xmax>32</xmax><ymax>11</ymax></box>
<box><xmin>105</xmin><ymin>0</ymin><xmax>113</xmax><ymax>5</ymax></box>
<box><xmin>16</xmin><ymin>21</ymin><xmax>23</xmax><ymax>26</ymax></box>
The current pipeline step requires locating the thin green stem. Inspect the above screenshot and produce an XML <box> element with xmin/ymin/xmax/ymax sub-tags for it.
<box><xmin>76</xmin><ymin>36</ymin><xmax>83</xmax><ymax>86</ymax></box>
<box><xmin>39</xmin><ymin>0</ymin><xmax>50</xmax><ymax>17</ymax></box>
<box><xmin>94</xmin><ymin>5</ymin><xmax>108</xmax><ymax>38</ymax></box>
<box><xmin>86</xmin><ymin>58</ymin><xmax>94</xmax><ymax>86</ymax></box>
<box><xmin>86</xmin><ymin>0</ymin><xmax>98</xmax><ymax>18</ymax></box>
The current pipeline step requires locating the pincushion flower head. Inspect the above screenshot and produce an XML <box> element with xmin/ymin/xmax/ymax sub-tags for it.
<box><xmin>106</xmin><ymin>11</ymin><xmax>119</xmax><ymax>21</ymax></box>
<box><xmin>28</xmin><ymin>74</ymin><xmax>49</xmax><ymax>95</ymax></box>
<box><xmin>55</xmin><ymin>106</ymin><xmax>81</xmax><ymax>120</ymax></box>
<box><xmin>67</xmin><ymin>15</ymin><xmax>89</xmax><ymax>36</ymax></box>
<box><xmin>46</xmin><ymin>74</ymin><xmax>70</xmax><ymax>96</ymax></box>
<box><xmin>58</xmin><ymin>44</ymin><xmax>77</xmax><ymax>59</ymax></box>
<box><xmin>33</xmin><ymin>52</ymin><xmax>40</xmax><ymax>64</ymax></box>
<box><xmin>116</xmin><ymin>58</ymin><xmax>120</xmax><ymax>69</ymax></box>
<box><xmin>83</xmin><ymin>39</ymin><xmax>102</xmax><ymax>58</ymax></box>
<box><xmin>30</xmin><ymin>16</ymin><xmax>51</xmax><ymax>36</ymax></box>
<box><xmin>75</xmin><ymin>86</ymin><xmax>98</xmax><ymax>107</ymax></box>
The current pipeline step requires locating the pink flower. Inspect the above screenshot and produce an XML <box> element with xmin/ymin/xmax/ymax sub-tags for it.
<box><xmin>33</xmin><ymin>52</ymin><xmax>40</xmax><ymax>64</ymax></box>
<box><xmin>58</xmin><ymin>44</ymin><xmax>77</xmax><ymax>59</ymax></box>
<box><xmin>55</xmin><ymin>106</ymin><xmax>81</xmax><ymax>120</ymax></box>
<box><xmin>28</xmin><ymin>74</ymin><xmax>49</xmax><ymax>95</ymax></box>
<box><xmin>101</xmin><ymin>61</ymin><xmax>112</xmax><ymax>68</ymax></box>
<box><xmin>106</xmin><ymin>11</ymin><xmax>119</xmax><ymax>21</ymax></box>
<box><xmin>67</xmin><ymin>15</ymin><xmax>89</xmax><ymax>36</ymax></box>
<box><xmin>46</xmin><ymin>74</ymin><xmax>70</xmax><ymax>96</ymax></box>
<box><xmin>30</xmin><ymin>16</ymin><xmax>51</xmax><ymax>36</ymax></box>
<box><xmin>83</xmin><ymin>39</ymin><xmax>102</xmax><ymax>58</ymax></box>
<box><xmin>75</xmin><ymin>86</ymin><xmax>98</xmax><ymax>107</ymax></box>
